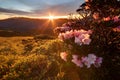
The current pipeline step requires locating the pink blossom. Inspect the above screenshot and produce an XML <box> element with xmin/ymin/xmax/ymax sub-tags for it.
<box><xmin>113</xmin><ymin>16</ymin><xmax>120</xmax><ymax>22</ymax></box>
<box><xmin>87</xmin><ymin>30</ymin><xmax>93</xmax><ymax>34</ymax></box>
<box><xmin>72</xmin><ymin>54</ymin><xmax>79</xmax><ymax>60</ymax></box>
<box><xmin>94</xmin><ymin>57</ymin><xmax>103</xmax><ymax>67</ymax></box>
<box><xmin>113</xmin><ymin>25</ymin><xmax>120</xmax><ymax>32</ymax></box>
<box><xmin>58</xmin><ymin>29</ymin><xmax>92</xmax><ymax>45</ymax></box>
<box><xmin>58</xmin><ymin>33</ymin><xmax>64</xmax><ymax>41</ymax></box>
<box><xmin>74</xmin><ymin>30</ymin><xmax>91</xmax><ymax>45</ymax></box>
<box><xmin>84</xmin><ymin>34</ymin><xmax>90</xmax><ymax>39</ymax></box>
<box><xmin>103</xmin><ymin>17</ymin><xmax>111</xmax><ymax>21</ymax></box>
<box><xmin>74</xmin><ymin>30</ymin><xmax>81</xmax><ymax>37</ymax></box>
<box><xmin>82</xmin><ymin>38</ymin><xmax>91</xmax><ymax>45</ymax></box>
<box><xmin>75</xmin><ymin>36</ymin><xmax>82</xmax><ymax>45</ymax></box>
<box><xmin>60</xmin><ymin>52</ymin><xmax>68</xmax><ymax>61</ymax></box>
<box><xmin>81</xmin><ymin>57</ymin><xmax>88</xmax><ymax>63</ymax></box>
<box><xmin>81</xmin><ymin>54</ymin><xmax>97</xmax><ymax>68</ymax></box>
<box><xmin>71</xmin><ymin>54</ymin><xmax>103</xmax><ymax>68</ymax></box>
<box><xmin>72</xmin><ymin>55</ymin><xmax>83</xmax><ymax>67</ymax></box>
<box><xmin>72</xmin><ymin>59</ymin><xmax>83</xmax><ymax>67</ymax></box>
<box><xmin>58</xmin><ymin>30</ymin><xmax>74</xmax><ymax>40</ymax></box>
<box><xmin>63</xmin><ymin>30</ymin><xmax>73</xmax><ymax>39</ymax></box>
<box><xmin>81</xmin><ymin>56</ymin><xmax>91</xmax><ymax>68</ymax></box>
<box><xmin>87</xmin><ymin>54</ymin><xmax>97</xmax><ymax>64</ymax></box>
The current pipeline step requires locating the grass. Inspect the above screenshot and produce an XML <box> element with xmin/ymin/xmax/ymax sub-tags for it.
<box><xmin>0</xmin><ymin>36</ymin><xmax>67</xmax><ymax>80</ymax></box>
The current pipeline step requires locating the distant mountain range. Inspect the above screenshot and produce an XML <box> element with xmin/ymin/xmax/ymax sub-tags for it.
<box><xmin>0</xmin><ymin>17</ymin><xmax>68</xmax><ymax>37</ymax></box>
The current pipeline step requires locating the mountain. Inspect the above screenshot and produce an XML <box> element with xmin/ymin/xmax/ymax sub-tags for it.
<box><xmin>0</xmin><ymin>17</ymin><xmax>68</xmax><ymax>37</ymax></box>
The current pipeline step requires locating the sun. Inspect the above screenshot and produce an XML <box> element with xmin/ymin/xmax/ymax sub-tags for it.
<box><xmin>49</xmin><ymin>15</ymin><xmax>54</xmax><ymax>20</ymax></box>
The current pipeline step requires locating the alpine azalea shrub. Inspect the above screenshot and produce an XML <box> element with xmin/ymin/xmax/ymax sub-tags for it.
<box><xmin>55</xmin><ymin>0</ymin><xmax>120</xmax><ymax>79</ymax></box>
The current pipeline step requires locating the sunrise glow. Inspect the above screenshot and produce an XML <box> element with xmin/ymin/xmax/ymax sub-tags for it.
<box><xmin>38</xmin><ymin>15</ymin><xmax>68</xmax><ymax>20</ymax></box>
<box><xmin>49</xmin><ymin>16</ymin><xmax>54</xmax><ymax>20</ymax></box>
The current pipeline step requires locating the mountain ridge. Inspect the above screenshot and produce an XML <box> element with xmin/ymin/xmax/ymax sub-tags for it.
<box><xmin>0</xmin><ymin>17</ymin><xmax>68</xmax><ymax>36</ymax></box>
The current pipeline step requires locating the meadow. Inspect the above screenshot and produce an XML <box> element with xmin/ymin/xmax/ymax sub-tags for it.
<box><xmin>0</xmin><ymin>36</ymin><xmax>60</xmax><ymax>80</ymax></box>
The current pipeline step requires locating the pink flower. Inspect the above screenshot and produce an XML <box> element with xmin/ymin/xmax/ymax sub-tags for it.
<box><xmin>87</xmin><ymin>54</ymin><xmax>97</xmax><ymax>64</ymax></box>
<box><xmin>81</xmin><ymin>54</ymin><xmax>97</xmax><ymax>68</ymax></box>
<box><xmin>81</xmin><ymin>56</ymin><xmax>91</xmax><ymax>68</ymax></box>
<box><xmin>75</xmin><ymin>36</ymin><xmax>82</xmax><ymax>45</ymax></box>
<box><xmin>113</xmin><ymin>16</ymin><xmax>120</xmax><ymax>22</ymax></box>
<box><xmin>71</xmin><ymin>54</ymin><xmax>103</xmax><ymax>68</ymax></box>
<box><xmin>58</xmin><ymin>33</ymin><xmax>64</xmax><ymax>41</ymax></box>
<box><xmin>60</xmin><ymin>52</ymin><xmax>68</xmax><ymax>61</ymax></box>
<box><xmin>87</xmin><ymin>30</ymin><xmax>93</xmax><ymax>34</ymax></box>
<box><xmin>94</xmin><ymin>57</ymin><xmax>103</xmax><ymax>67</ymax></box>
<box><xmin>81</xmin><ymin>56</ymin><xmax>88</xmax><ymax>63</ymax></box>
<box><xmin>72</xmin><ymin>54</ymin><xmax>79</xmax><ymax>60</ymax></box>
<box><xmin>113</xmin><ymin>25</ymin><xmax>120</xmax><ymax>32</ymax></box>
<box><xmin>74</xmin><ymin>30</ymin><xmax>81</xmax><ymax>37</ymax></box>
<box><xmin>72</xmin><ymin>55</ymin><xmax>83</xmax><ymax>67</ymax></box>
<box><xmin>63</xmin><ymin>30</ymin><xmax>74</xmax><ymax>39</ymax></box>
<box><xmin>103</xmin><ymin>17</ymin><xmax>111</xmax><ymax>21</ymax></box>
<box><xmin>82</xmin><ymin>38</ymin><xmax>91</xmax><ymax>45</ymax></box>
<box><xmin>72</xmin><ymin>59</ymin><xmax>83</xmax><ymax>67</ymax></box>
<box><xmin>74</xmin><ymin>30</ymin><xmax>92</xmax><ymax>45</ymax></box>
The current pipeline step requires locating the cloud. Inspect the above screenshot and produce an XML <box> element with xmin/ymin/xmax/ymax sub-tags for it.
<box><xmin>0</xmin><ymin>0</ymin><xmax>84</xmax><ymax>17</ymax></box>
<box><xmin>0</xmin><ymin>7</ymin><xmax>32</xmax><ymax>15</ymax></box>
<box><xmin>33</xmin><ymin>0</ymin><xmax>83</xmax><ymax>16</ymax></box>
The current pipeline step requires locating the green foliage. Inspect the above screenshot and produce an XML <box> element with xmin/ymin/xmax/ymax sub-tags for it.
<box><xmin>0</xmin><ymin>37</ymin><xmax>70</xmax><ymax>80</ymax></box>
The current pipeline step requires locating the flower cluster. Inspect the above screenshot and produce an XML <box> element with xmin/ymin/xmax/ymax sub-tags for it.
<box><xmin>54</xmin><ymin>22</ymin><xmax>75</xmax><ymax>33</ymax></box>
<box><xmin>60</xmin><ymin>52</ymin><xmax>103</xmax><ymax>68</ymax></box>
<box><xmin>58</xmin><ymin>29</ymin><xmax>92</xmax><ymax>45</ymax></box>
<box><xmin>81</xmin><ymin>54</ymin><xmax>103</xmax><ymax>68</ymax></box>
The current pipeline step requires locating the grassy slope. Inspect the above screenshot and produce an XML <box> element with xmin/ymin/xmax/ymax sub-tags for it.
<box><xmin>0</xmin><ymin>37</ymin><xmax>68</xmax><ymax>80</ymax></box>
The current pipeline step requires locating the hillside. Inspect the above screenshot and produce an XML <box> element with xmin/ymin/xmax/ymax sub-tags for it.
<box><xmin>0</xmin><ymin>17</ymin><xmax>68</xmax><ymax>36</ymax></box>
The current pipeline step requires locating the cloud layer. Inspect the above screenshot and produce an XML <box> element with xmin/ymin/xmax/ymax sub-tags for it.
<box><xmin>0</xmin><ymin>0</ymin><xmax>84</xmax><ymax>17</ymax></box>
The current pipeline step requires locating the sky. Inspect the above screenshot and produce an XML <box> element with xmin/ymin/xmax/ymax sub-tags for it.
<box><xmin>0</xmin><ymin>0</ymin><xmax>84</xmax><ymax>19</ymax></box>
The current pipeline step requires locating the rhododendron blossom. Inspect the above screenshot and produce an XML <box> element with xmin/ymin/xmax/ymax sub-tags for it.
<box><xmin>87</xmin><ymin>54</ymin><xmax>97</xmax><ymax>64</ymax></box>
<box><xmin>113</xmin><ymin>25</ymin><xmax>120</xmax><ymax>32</ymax></box>
<box><xmin>94</xmin><ymin>57</ymin><xmax>103</xmax><ymax>67</ymax></box>
<box><xmin>58</xmin><ymin>29</ymin><xmax>92</xmax><ymax>45</ymax></box>
<box><xmin>71</xmin><ymin>54</ymin><xmax>103</xmax><ymax>68</ymax></box>
<box><xmin>60</xmin><ymin>52</ymin><xmax>68</xmax><ymax>61</ymax></box>
<box><xmin>72</xmin><ymin>55</ymin><xmax>83</xmax><ymax>67</ymax></box>
<box><xmin>113</xmin><ymin>16</ymin><xmax>120</xmax><ymax>22</ymax></box>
